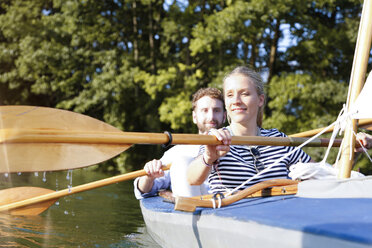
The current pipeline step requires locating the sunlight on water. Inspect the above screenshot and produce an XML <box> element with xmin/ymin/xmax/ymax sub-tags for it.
<box><xmin>0</xmin><ymin>108</ymin><xmax>158</xmax><ymax>246</ymax></box>
<box><xmin>0</xmin><ymin>106</ymin><xmax>158</xmax><ymax>246</ymax></box>
<box><xmin>0</xmin><ymin>169</ymin><xmax>159</xmax><ymax>247</ymax></box>
<box><xmin>0</xmin><ymin>214</ymin><xmax>63</xmax><ymax>247</ymax></box>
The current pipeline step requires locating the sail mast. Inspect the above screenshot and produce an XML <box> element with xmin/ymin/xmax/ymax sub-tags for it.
<box><xmin>338</xmin><ymin>0</ymin><xmax>372</xmax><ymax>178</ymax></box>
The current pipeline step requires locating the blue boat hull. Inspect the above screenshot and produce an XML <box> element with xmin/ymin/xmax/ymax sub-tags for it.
<box><xmin>140</xmin><ymin>195</ymin><xmax>372</xmax><ymax>248</ymax></box>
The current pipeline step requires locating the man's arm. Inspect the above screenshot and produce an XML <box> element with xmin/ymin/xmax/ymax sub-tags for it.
<box><xmin>133</xmin><ymin>159</ymin><xmax>171</xmax><ymax>200</ymax></box>
<box><xmin>356</xmin><ymin>132</ymin><xmax>372</xmax><ymax>153</ymax></box>
<box><xmin>137</xmin><ymin>159</ymin><xmax>164</xmax><ymax>193</ymax></box>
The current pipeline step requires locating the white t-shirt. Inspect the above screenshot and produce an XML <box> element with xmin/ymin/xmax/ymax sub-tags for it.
<box><xmin>134</xmin><ymin>145</ymin><xmax>209</xmax><ymax>199</ymax></box>
<box><xmin>163</xmin><ymin>145</ymin><xmax>209</xmax><ymax>197</ymax></box>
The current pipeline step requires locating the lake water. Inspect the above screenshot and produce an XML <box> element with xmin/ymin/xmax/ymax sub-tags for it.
<box><xmin>0</xmin><ymin>169</ymin><xmax>161</xmax><ymax>247</ymax></box>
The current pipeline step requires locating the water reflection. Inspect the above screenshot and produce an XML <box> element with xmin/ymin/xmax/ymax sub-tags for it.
<box><xmin>0</xmin><ymin>215</ymin><xmax>62</xmax><ymax>247</ymax></box>
<box><xmin>0</xmin><ymin>169</ymin><xmax>159</xmax><ymax>247</ymax></box>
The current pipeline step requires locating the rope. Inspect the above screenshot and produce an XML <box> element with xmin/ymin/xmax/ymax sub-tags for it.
<box><xmin>224</xmin><ymin>105</ymin><xmax>371</xmax><ymax>196</ymax></box>
<box><xmin>353</xmin><ymin>129</ymin><xmax>372</xmax><ymax>163</ymax></box>
<box><xmin>210</xmin><ymin>198</ymin><xmax>216</xmax><ymax>209</ymax></box>
<box><xmin>209</xmin><ymin>197</ymin><xmax>223</xmax><ymax>209</ymax></box>
<box><xmin>286</xmin><ymin>106</ymin><xmax>369</xmax><ymax>180</ymax></box>
<box><xmin>210</xmin><ymin>193</ymin><xmax>224</xmax><ymax>209</ymax></box>
<box><xmin>320</xmin><ymin>105</ymin><xmax>345</xmax><ymax>166</ymax></box>
<box><xmin>224</xmin><ymin>119</ymin><xmax>338</xmax><ymax>197</ymax></box>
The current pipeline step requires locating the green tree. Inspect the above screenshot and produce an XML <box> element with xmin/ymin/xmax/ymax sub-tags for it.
<box><xmin>0</xmin><ymin>0</ymin><xmax>370</xmax><ymax>173</ymax></box>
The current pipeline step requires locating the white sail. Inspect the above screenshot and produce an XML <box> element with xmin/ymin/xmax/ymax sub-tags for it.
<box><xmin>350</xmin><ymin>71</ymin><xmax>372</xmax><ymax>119</ymax></box>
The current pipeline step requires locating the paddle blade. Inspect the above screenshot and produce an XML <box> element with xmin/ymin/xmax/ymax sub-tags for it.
<box><xmin>0</xmin><ymin>187</ymin><xmax>56</xmax><ymax>215</ymax></box>
<box><xmin>0</xmin><ymin>106</ymin><xmax>129</xmax><ymax>173</ymax></box>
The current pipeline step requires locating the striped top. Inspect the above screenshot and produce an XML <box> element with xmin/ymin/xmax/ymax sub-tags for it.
<box><xmin>200</xmin><ymin>127</ymin><xmax>311</xmax><ymax>193</ymax></box>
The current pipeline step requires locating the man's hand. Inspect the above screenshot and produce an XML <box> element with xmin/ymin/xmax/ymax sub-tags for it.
<box><xmin>144</xmin><ymin>159</ymin><xmax>165</xmax><ymax>179</ymax></box>
<box><xmin>138</xmin><ymin>159</ymin><xmax>164</xmax><ymax>194</ymax></box>
<box><xmin>355</xmin><ymin>132</ymin><xmax>372</xmax><ymax>153</ymax></box>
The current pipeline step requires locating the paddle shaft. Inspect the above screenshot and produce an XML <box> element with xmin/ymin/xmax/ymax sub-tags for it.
<box><xmin>290</xmin><ymin>118</ymin><xmax>372</xmax><ymax>138</ymax></box>
<box><xmin>1</xmin><ymin>105</ymin><xmax>365</xmax><ymax>174</ymax></box>
<box><xmin>0</xmin><ymin>128</ymin><xmax>348</xmax><ymax>147</ymax></box>
<box><xmin>0</xmin><ymin>164</ymin><xmax>171</xmax><ymax>213</ymax></box>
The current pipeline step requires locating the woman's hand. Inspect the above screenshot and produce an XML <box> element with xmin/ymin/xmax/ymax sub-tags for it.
<box><xmin>203</xmin><ymin>128</ymin><xmax>231</xmax><ymax>164</ymax></box>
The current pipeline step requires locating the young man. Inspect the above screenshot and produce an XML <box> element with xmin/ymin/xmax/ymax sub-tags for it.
<box><xmin>134</xmin><ymin>88</ymin><xmax>226</xmax><ymax>199</ymax></box>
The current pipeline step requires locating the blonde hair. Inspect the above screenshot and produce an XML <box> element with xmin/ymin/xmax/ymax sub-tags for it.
<box><xmin>223</xmin><ymin>66</ymin><xmax>265</xmax><ymax>127</ymax></box>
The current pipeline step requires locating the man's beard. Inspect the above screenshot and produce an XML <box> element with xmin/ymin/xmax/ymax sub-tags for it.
<box><xmin>197</xmin><ymin>121</ymin><xmax>223</xmax><ymax>134</ymax></box>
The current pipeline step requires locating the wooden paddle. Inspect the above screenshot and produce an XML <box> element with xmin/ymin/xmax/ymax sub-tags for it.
<box><xmin>174</xmin><ymin>179</ymin><xmax>298</xmax><ymax>212</ymax></box>
<box><xmin>0</xmin><ymin>105</ymin><xmax>130</xmax><ymax>173</ymax></box>
<box><xmin>0</xmin><ymin>164</ymin><xmax>171</xmax><ymax>215</ymax></box>
<box><xmin>0</xmin><ymin>106</ymin><xmax>351</xmax><ymax>173</ymax></box>
<box><xmin>0</xmin><ymin>106</ymin><xmax>360</xmax><ymax>216</ymax></box>
<box><xmin>290</xmin><ymin>118</ymin><xmax>372</xmax><ymax>137</ymax></box>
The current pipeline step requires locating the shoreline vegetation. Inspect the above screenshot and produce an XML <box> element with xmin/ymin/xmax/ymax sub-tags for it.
<box><xmin>0</xmin><ymin>0</ymin><xmax>371</xmax><ymax>174</ymax></box>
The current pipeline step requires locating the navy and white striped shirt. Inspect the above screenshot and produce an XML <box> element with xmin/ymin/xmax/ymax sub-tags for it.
<box><xmin>200</xmin><ymin>127</ymin><xmax>311</xmax><ymax>193</ymax></box>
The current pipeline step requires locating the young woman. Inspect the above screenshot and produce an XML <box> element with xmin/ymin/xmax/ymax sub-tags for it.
<box><xmin>187</xmin><ymin>66</ymin><xmax>311</xmax><ymax>193</ymax></box>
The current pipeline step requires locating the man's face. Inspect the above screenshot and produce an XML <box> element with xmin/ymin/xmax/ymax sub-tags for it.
<box><xmin>192</xmin><ymin>96</ymin><xmax>226</xmax><ymax>134</ymax></box>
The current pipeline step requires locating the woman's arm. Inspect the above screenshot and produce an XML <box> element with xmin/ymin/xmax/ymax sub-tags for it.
<box><xmin>187</xmin><ymin>128</ymin><xmax>231</xmax><ymax>185</ymax></box>
<box><xmin>187</xmin><ymin>155</ymin><xmax>214</xmax><ymax>185</ymax></box>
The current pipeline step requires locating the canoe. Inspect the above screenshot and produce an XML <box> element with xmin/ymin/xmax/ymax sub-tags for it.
<box><xmin>140</xmin><ymin>177</ymin><xmax>372</xmax><ymax>248</ymax></box>
<box><xmin>139</xmin><ymin>67</ymin><xmax>372</xmax><ymax>247</ymax></box>
<box><xmin>139</xmin><ymin>3</ymin><xmax>372</xmax><ymax>246</ymax></box>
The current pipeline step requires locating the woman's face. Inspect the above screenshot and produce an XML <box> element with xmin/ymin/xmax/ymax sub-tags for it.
<box><xmin>224</xmin><ymin>74</ymin><xmax>264</xmax><ymax>125</ymax></box>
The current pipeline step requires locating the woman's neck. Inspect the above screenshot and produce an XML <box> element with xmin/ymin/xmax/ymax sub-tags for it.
<box><xmin>230</xmin><ymin>122</ymin><xmax>258</xmax><ymax>136</ymax></box>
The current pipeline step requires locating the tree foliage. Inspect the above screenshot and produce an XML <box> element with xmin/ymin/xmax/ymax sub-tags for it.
<box><xmin>1</xmin><ymin>0</ymin><xmax>371</xmax><ymax>173</ymax></box>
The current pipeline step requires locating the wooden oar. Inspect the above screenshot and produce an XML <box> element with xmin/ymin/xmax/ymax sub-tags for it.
<box><xmin>1</xmin><ymin>128</ymin><xmax>345</xmax><ymax>147</ymax></box>
<box><xmin>0</xmin><ymin>164</ymin><xmax>171</xmax><ymax>215</ymax></box>
<box><xmin>0</xmin><ymin>187</ymin><xmax>57</xmax><ymax>216</ymax></box>
<box><xmin>0</xmin><ymin>105</ymin><xmax>346</xmax><ymax>216</ymax></box>
<box><xmin>290</xmin><ymin>118</ymin><xmax>372</xmax><ymax>137</ymax></box>
<box><xmin>0</xmin><ymin>106</ymin><xmax>351</xmax><ymax>173</ymax></box>
<box><xmin>0</xmin><ymin>105</ymin><xmax>358</xmax><ymax>216</ymax></box>
<box><xmin>0</xmin><ymin>105</ymin><xmax>129</xmax><ymax>173</ymax></box>
<box><xmin>174</xmin><ymin>179</ymin><xmax>298</xmax><ymax>212</ymax></box>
